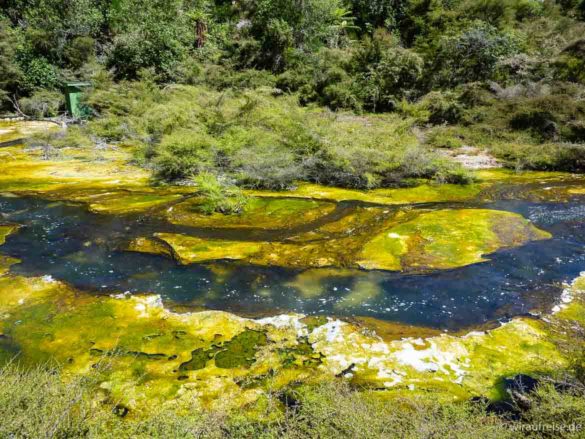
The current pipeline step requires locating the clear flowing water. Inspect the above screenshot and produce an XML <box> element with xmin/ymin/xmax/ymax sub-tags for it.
<box><xmin>1</xmin><ymin>191</ymin><xmax>584</xmax><ymax>331</ymax></box>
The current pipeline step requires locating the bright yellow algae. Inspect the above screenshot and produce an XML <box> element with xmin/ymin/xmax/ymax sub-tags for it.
<box><xmin>245</xmin><ymin>170</ymin><xmax>581</xmax><ymax>206</ymax></box>
<box><xmin>357</xmin><ymin>209</ymin><xmax>551</xmax><ymax>271</ymax></box>
<box><xmin>63</xmin><ymin>190</ymin><xmax>185</xmax><ymax>214</ymax></box>
<box><xmin>569</xmin><ymin>187</ymin><xmax>585</xmax><ymax>195</ymax></box>
<box><xmin>0</xmin><ymin>144</ymin><xmax>150</xmax><ymax>195</ymax></box>
<box><xmin>149</xmin><ymin>233</ymin><xmax>362</xmax><ymax>269</ymax></box>
<box><xmin>0</xmin><ymin>276</ymin><xmax>326</xmax><ymax>412</ymax></box>
<box><xmin>0</xmin><ymin>121</ymin><xmax>60</xmax><ymax>143</ymax></box>
<box><xmin>247</xmin><ymin>182</ymin><xmax>484</xmax><ymax>205</ymax></box>
<box><xmin>309</xmin><ymin>316</ymin><xmax>566</xmax><ymax>399</ymax></box>
<box><xmin>154</xmin><ymin>233</ymin><xmax>264</xmax><ymax>264</ymax></box>
<box><xmin>1</xmin><ymin>272</ymin><xmax>583</xmax><ymax>413</ymax></box>
<box><xmin>475</xmin><ymin>168</ymin><xmax>574</xmax><ymax>183</ymax></box>
<box><xmin>0</xmin><ymin>224</ymin><xmax>18</xmax><ymax>246</ymax></box>
<box><xmin>132</xmin><ymin>208</ymin><xmax>550</xmax><ymax>272</ymax></box>
<box><xmin>166</xmin><ymin>196</ymin><xmax>336</xmax><ymax>229</ymax></box>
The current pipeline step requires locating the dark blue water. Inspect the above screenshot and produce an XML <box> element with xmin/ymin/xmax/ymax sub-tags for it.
<box><xmin>0</xmin><ymin>193</ymin><xmax>584</xmax><ymax>330</ymax></box>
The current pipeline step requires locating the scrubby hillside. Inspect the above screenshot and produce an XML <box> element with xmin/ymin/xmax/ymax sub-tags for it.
<box><xmin>1</xmin><ymin>0</ymin><xmax>584</xmax><ymax>183</ymax></box>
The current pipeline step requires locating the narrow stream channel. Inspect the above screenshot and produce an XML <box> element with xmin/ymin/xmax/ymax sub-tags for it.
<box><xmin>1</xmin><ymin>191</ymin><xmax>584</xmax><ymax>331</ymax></box>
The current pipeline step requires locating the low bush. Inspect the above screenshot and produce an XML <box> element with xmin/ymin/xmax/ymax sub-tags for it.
<box><xmin>81</xmin><ymin>82</ymin><xmax>479</xmax><ymax>189</ymax></box>
<box><xmin>18</xmin><ymin>89</ymin><xmax>63</xmax><ymax>118</ymax></box>
<box><xmin>153</xmin><ymin>129</ymin><xmax>216</xmax><ymax>181</ymax></box>
<box><xmin>554</xmin><ymin>39</ymin><xmax>585</xmax><ymax>84</ymax></box>
<box><xmin>492</xmin><ymin>142</ymin><xmax>585</xmax><ymax>171</ymax></box>
<box><xmin>193</xmin><ymin>172</ymin><xmax>248</xmax><ymax>214</ymax></box>
<box><xmin>426</xmin><ymin>129</ymin><xmax>465</xmax><ymax>149</ymax></box>
<box><xmin>420</xmin><ymin>91</ymin><xmax>464</xmax><ymax>125</ymax></box>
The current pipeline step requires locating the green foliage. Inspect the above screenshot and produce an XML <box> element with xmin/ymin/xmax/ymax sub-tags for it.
<box><xmin>353</xmin><ymin>30</ymin><xmax>424</xmax><ymax>111</ymax></box>
<box><xmin>154</xmin><ymin>129</ymin><xmax>215</xmax><ymax>180</ymax></box>
<box><xmin>193</xmin><ymin>172</ymin><xmax>249</xmax><ymax>215</ymax></box>
<box><xmin>426</xmin><ymin>128</ymin><xmax>465</xmax><ymax>149</ymax></box>
<box><xmin>462</xmin><ymin>0</ymin><xmax>544</xmax><ymax>28</ymax></box>
<box><xmin>1</xmin><ymin>0</ymin><xmax>583</xmax><ymax>178</ymax></box>
<box><xmin>64</xmin><ymin>36</ymin><xmax>96</xmax><ymax>70</ymax></box>
<box><xmin>421</xmin><ymin>91</ymin><xmax>464</xmax><ymax>125</ymax></box>
<box><xmin>554</xmin><ymin>39</ymin><xmax>585</xmax><ymax>84</ymax></box>
<box><xmin>18</xmin><ymin>89</ymin><xmax>63</xmax><ymax>118</ymax></box>
<box><xmin>349</xmin><ymin>0</ymin><xmax>407</xmax><ymax>32</ymax></box>
<box><xmin>18</xmin><ymin>56</ymin><xmax>59</xmax><ymax>90</ymax></box>
<box><xmin>0</xmin><ymin>16</ymin><xmax>23</xmax><ymax>105</ymax></box>
<box><xmin>431</xmin><ymin>22</ymin><xmax>520</xmax><ymax>87</ymax></box>
<box><xmin>239</xmin><ymin>0</ymin><xmax>349</xmax><ymax>70</ymax></box>
<box><xmin>106</xmin><ymin>0</ymin><xmax>195</xmax><ymax>80</ymax></box>
<box><xmin>80</xmin><ymin>82</ymin><xmax>477</xmax><ymax>188</ymax></box>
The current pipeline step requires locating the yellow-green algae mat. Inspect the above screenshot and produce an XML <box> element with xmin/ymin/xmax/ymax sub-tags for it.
<box><xmin>166</xmin><ymin>196</ymin><xmax>336</xmax><ymax>230</ymax></box>
<box><xmin>356</xmin><ymin>208</ymin><xmax>551</xmax><ymax>271</ymax></box>
<box><xmin>0</xmin><ymin>120</ymin><xmax>60</xmax><ymax>143</ymax></box>
<box><xmin>0</xmin><ymin>222</ymin><xmax>581</xmax><ymax>415</ymax></box>
<box><xmin>0</xmin><ymin>124</ymin><xmax>189</xmax><ymax>215</ymax></box>
<box><xmin>128</xmin><ymin>208</ymin><xmax>551</xmax><ymax>272</ymax></box>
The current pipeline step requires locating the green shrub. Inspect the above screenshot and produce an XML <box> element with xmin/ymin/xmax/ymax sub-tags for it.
<box><xmin>204</xmin><ymin>66</ymin><xmax>277</xmax><ymax>91</ymax></box>
<box><xmin>554</xmin><ymin>40</ymin><xmax>585</xmax><ymax>84</ymax></box>
<box><xmin>357</xmin><ymin>46</ymin><xmax>424</xmax><ymax>112</ymax></box>
<box><xmin>462</xmin><ymin>0</ymin><xmax>544</xmax><ymax>27</ymax></box>
<box><xmin>19</xmin><ymin>56</ymin><xmax>59</xmax><ymax>90</ymax></box>
<box><xmin>193</xmin><ymin>172</ymin><xmax>248</xmax><ymax>214</ymax></box>
<box><xmin>431</xmin><ymin>22</ymin><xmax>520</xmax><ymax>87</ymax></box>
<box><xmin>153</xmin><ymin>129</ymin><xmax>215</xmax><ymax>180</ymax></box>
<box><xmin>421</xmin><ymin>91</ymin><xmax>464</xmax><ymax>125</ymax></box>
<box><xmin>18</xmin><ymin>89</ymin><xmax>63</xmax><ymax>118</ymax></box>
<box><xmin>509</xmin><ymin>110</ymin><xmax>558</xmax><ymax>139</ymax></box>
<box><xmin>492</xmin><ymin>142</ymin><xmax>585</xmax><ymax>171</ymax></box>
<box><xmin>427</xmin><ymin>129</ymin><xmax>465</xmax><ymax>149</ymax></box>
<box><xmin>64</xmin><ymin>36</ymin><xmax>96</xmax><ymax>70</ymax></box>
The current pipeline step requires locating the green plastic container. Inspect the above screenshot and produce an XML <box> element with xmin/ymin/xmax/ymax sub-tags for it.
<box><xmin>64</xmin><ymin>82</ymin><xmax>91</xmax><ymax>118</ymax></box>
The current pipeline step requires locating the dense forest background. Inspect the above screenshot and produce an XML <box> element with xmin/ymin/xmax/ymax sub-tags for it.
<box><xmin>1</xmin><ymin>0</ymin><xmax>585</xmax><ymax>189</ymax></box>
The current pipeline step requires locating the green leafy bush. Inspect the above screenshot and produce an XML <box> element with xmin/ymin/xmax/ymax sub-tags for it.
<box><xmin>153</xmin><ymin>129</ymin><xmax>215</xmax><ymax>180</ymax></box>
<box><xmin>357</xmin><ymin>46</ymin><xmax>424</xmax><ymax>111</ymax></box>
<box><xmin>420</xmin><ymin>91</ymin><xmax>464</xmax><ymax>125</ymax></box>
<box><xmin>18</xmin><ymin>89</ymin><xmax>63</xmax><ymax>117</ymax></box>
<box><xmin>19</xmin><ymin>56</ymin><xmax>59</xmax><ymax>90</ymax></box>
<box><xmin>554</xmin><ymin>39</ymin><xmax>585</xmax><ymax>84</ymax></box>
<box><xmin>431</xmin><ymin>23</ymin><xmax>520</xmax><ymax>87</ymax></box>
<box><xmin>193</xmin><ymin>172</ymin><xmax>248</xmax><ymax>214</ymax></box>
<box><xmin>64</xmin><ymin>36</ymin><xmax>96</xmax><ymax>70</ymax></box>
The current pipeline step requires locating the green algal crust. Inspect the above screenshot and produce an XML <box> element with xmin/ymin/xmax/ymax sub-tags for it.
<box><xmin>0</xmin><ymin>121</ymin><xmax>60</xmax><ymax>144</ymax></box>
<box><xmin>0</xmin><ymin>144</ymin><xmax>150</xmax><ymax>195</ymax></box>
<box><xmin>132</xmin><ymin>208</ymin><xmax>549</xmax><ymax>273</ymax></box>
<box><xmin>357</xmin><ymin>209</ymin><xmax>551</xmax><ymax>271</ymax></box>
<box><xmin>166</xmin><ymin>196</ymin><xmax>336</xmax><ymax>229</ymax></box>
<box><xmin>245</xmin><ymin>170</ymin><xmax>579</xmax><ymax>206</ymax></box>
<box><xmin>247</xmin><ymin>182</ymin><xmax>485</xmax><ymax>205</ymax></box>
<box><xmin>60</xmin><ymin>190</ymin><xmax>185</xmax><ymax>214</ymax></box>
<box><xmin>0</xmin><ymin>225</ymin><xmax>20</xmax><ymax>275</ymax></box>
<box><xmin>154</xmin><ymin>233</ymin><xmax>264</xmax><ymax>264</ymax></box>
<box><xmin>1</xmin><ymin>272</ymin><xmax>584</xmax><ymax>414</ymax></box>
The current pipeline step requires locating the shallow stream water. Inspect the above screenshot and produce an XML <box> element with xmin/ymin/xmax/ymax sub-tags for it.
<box><xmin>1</xmin><ymin>186</ymin><xmax>584</xmax><ymax>331</ymax></box>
